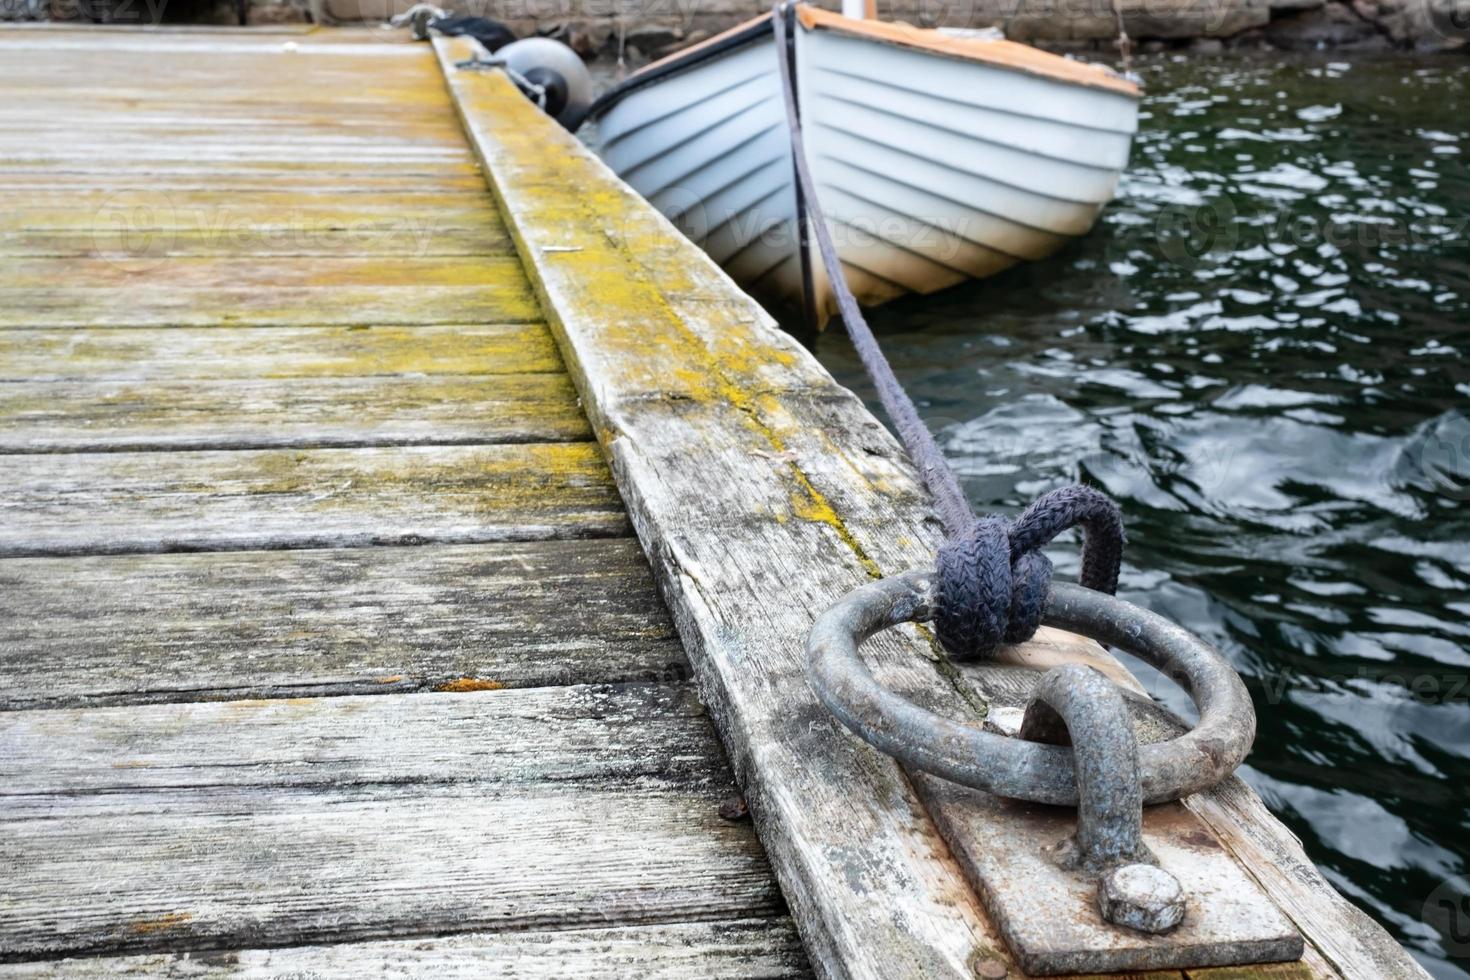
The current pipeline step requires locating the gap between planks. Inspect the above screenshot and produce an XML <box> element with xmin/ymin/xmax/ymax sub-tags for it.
<box><xmin>0</xmin><ymin>918</ymin><xmax>812</xmax><ymax>979</ymax></box>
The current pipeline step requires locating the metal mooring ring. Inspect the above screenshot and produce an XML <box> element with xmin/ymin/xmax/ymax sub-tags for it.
<box><xmin>805</xmin><ymin>568</ymin><xmax>1256</xmax><ymax>808</ymax></box>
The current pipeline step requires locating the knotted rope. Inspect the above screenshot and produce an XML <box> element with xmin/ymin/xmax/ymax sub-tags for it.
<box><xmin>772</xmin><ymin>3</ymin><xmax>1126</xmax><ymax>660</ymax></box>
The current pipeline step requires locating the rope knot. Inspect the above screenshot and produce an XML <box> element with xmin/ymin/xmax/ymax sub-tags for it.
<box><xmin>933</xmin><ymin>485</ymin><xmax>1126</xmax><ymax>661</ymax></box>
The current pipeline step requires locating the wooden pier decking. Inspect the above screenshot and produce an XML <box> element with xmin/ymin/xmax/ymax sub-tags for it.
<box><xmin>0</xmin><ymin>29</ymin><xmax>805</xmax><ymax>975</ymax></box>
<box><xmin>0</xmin><ymin>25</ymin><xmax>1427</xmax><ymax>980</ymax></box>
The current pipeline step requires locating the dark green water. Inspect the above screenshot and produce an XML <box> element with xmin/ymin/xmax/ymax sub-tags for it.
<box><xmin>810</xmin><ymin>53</ymin><xmax>1470</xmax><ymax>977</ymax></box>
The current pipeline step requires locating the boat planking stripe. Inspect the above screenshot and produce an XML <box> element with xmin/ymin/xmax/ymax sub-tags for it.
<box><xmin>814</xmin><ymin>152</ymin><xmax>1073</xmax><ymax>243</ymax></box>
<box><xmin>745</xmin><ymin>249</ymin><xmax>798</xmax><ymax>293</ymax></box>
<box><xmin>640</xmin><ymin>115</ymin><xmax>785</xmax><ymax>202</ymax></box>
<box><xmin>721</xmin><ymin>216</ymin><xmax>795</xmax><ymax>277</ymax></box>
<box><xmin>818</xmin><ymin>181</ymin><xmax>1033</xmax><ymax>266</ymax></box>
<box><xmin>826</xmin><ymin>252</ymin><xmax>911</xmax><ymax>296</ymax></box>
<box><xmin>810</xmin><ymin>86</ymin><xmax>1126</xmax><ymax>175</ymax></box>
<box><xmin>623</xmin><ymin>95</ymin><xmax>779</xmax><ymax>186</ymax></box>
<box><xmin>822</xmin><ymin>211</ymin><xmax>1000</xmax><ymax>282</ymax></box>
<box><xmin>810</xmin><ymin>62</ymin><xmax>1138</xmax><ymax>138</ymax></box>
<box><xmin>696</xmin><ymin>178</ymin><xmax>790</xmax><ymax>254</ymax></box>
<box><xmin>596</xmin><ymin>69</ymin><xmax>772</xmax><ymax>151</ymax></box>
<box><xmin>811</xmin><ymin>117</ymin><xmax>1101</xmax><ymax>208</ymax></box>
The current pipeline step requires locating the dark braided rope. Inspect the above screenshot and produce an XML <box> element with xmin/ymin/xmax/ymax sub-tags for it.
<box><xmin>773</xmin><ymin>4</ymin><xmax>1125</xmax><ymax>660</ymax></box>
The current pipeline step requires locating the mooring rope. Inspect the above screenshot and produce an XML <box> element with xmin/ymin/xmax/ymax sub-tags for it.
<box><xmin>773</xmin><ymin>3</ymin><xmax>1126</xmax><ymax>661</ymax></box>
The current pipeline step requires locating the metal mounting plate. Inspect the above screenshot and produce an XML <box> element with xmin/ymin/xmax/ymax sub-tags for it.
<box><xmin>914</xmin><ymin>700</ymin><xmax>1304</xmax><ymax>976</ymax></box>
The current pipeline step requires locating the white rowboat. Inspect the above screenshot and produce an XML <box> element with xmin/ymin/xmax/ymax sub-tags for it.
<box><xmin>587</xmin><ymin>6</ymin><xmax>1140</xmax><ymax>325</ymax></box>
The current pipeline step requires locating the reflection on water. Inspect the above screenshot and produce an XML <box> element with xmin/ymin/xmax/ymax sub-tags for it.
<box><xmin>810</xmin><ymin>53</ymin><xmax>1470</xmax><ymax>978</ymax></box>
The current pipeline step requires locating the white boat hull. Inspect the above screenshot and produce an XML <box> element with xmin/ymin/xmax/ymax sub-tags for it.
<box><xmin>591</xmin><ymin>10</ymin><xmax>1139</xmax><ymax>324</ymax></box>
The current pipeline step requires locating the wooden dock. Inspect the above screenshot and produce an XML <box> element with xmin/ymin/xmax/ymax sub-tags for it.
<box><xmin>0</xmin><ymin>28</ymin><xmax>803</xmax><ymax>975</ymax></box>
<box><xmin>0</xmin><ymin>25</ymin><xmax>1427</xmax><ymax>979</ymax></box>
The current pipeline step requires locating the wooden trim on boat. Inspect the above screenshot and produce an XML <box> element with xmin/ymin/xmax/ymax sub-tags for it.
<box><xmin>795</xmin><ymin>5</ymin><xmax>1140</xmax><ymax>98</ymax></box>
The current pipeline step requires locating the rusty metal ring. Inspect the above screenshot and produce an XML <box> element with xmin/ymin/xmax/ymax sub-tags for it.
<box><xmin>805</xmin><ymin>569</ymin><xmax>1255</xmax><ymax>806</ymax></box>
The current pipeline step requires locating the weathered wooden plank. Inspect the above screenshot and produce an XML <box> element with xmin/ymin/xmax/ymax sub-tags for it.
<box><xmin>0</xmin><ymin>142</ymin><xmax>472</xmax><ymax>165</ymax></box>
<box><xmin>1188</xmin><ymin>963</ymin><xmax>1317</xmax><ymax>980</ymax></box>
<box><xmin>0</xmin><ymin>324</ymin><xmax>563</xmax><ymax>382</ymax></box>
<box><xmin>1</xmin><ymin>193</ymin><xmax>499</xmax><ymax>234</ymax></box>
<box><xmin>0</xmin><ymin>918</ymin><xmax>812</xmax><ymax>979</ymax></box>
<box><xmin>0</xmin><ymin>111</ymin><xmax>470</xmax><ymax>140</ymax></box>
<box><xmin>0</xmin><ymin>110</ymin><xmax>464</xmax><ymax>134</ymax></box>
<box><xmin>0</xmin><ymin>36</ymin><xmax>426</xmax><ymax>57</ymax></box>
<box><xmin>438</xmin><ymin>43</ymin><xmax>1426</xmax><ymax>980</ymax></box>
<box><xmin>0</xmin><ymin>684</ymin><xmax>784</xmax><ymax>959</ymax></box>
<box><xmin>0</xmin><ymin>228</ymin><xmax>510</xmax><ymax>259</ymax></box>
<box><xmin>0</xmin><ymin>162</ymin><xmax>489</xmax><ymax>189</ymax></box>
<box><xmin>0</xmin><ymin>373</ymin><xmax>589</xmax><ymax>452</ymax></box>
<box><xmin>2</xmin><ymin>193</ymin><xmax>504</xmax><ymax>240</ymax></box>
<box><xmin>0</xmin><ymin>79</ymin><xmax>457</xmax><ymax>118</ymax></box>
<box><xmin>0</xmin><ymin>442</ymin><xmax>628</xmax><ymax>557</ymax></box>
<box><xmin>0</xmin><ymin>255</ymin><xmax>542</xmax><ymax>329</ymax></box>
<box><xmin>0</xmin><ymin>167</ymin><xmax>489</xmax><ymax>194</ymax></box>
<box><xmin>0</xmin><ymin>129</ymin><xmax>472</xmax><ymax>155</ymax></box>
<box><xmin>0</xmin><ymin>255</ymin><xmax>522</xmax><ymax>290</ymax></box>
<box><xmin>0</xmin><ymin>538</ymin><xmax>682</xmax><ymax>709</ymax></box>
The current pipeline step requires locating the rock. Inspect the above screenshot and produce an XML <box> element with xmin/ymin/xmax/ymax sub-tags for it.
<box><xmin>1123</xmin><ymin>0</ymin><xmax>1271</xmax><ymax>38</ymax></box>
<box><xmin>653</xmin><ymin>28</ymin><xmax>710</xmax><ymax>60</ymax></box>
<box><xmin>618</xmin><ymin>45</ymin><xmax>650</xmax><ymax>70</ymax></box>
<box><xmin>624</xmin><ymin>25</ymin><xmax>683</xmax><ymax>54</ymax></box>
<box><xmin>247</xmin><ymin>0</ymin><xmax>309</xmax><ymax>24</ymax></box>
<box><xmin>566</xmin><ymin>21</ymin><xmax>616</xmax><ymax>58</ymax></box>
<box><xmin>1265</xmin><ymin>0</ymin><xmax>1383</xmax><ymax>46</ymax></box>
<box><xmin>1364</xmin><ymin>0</ymin><xmax>1470</xmax><ymax>48</ymax></box>
<box><xmin>1191</xmin><ymin>35</ymin><xmax>1226</xmax><ymax>50</ymax></box>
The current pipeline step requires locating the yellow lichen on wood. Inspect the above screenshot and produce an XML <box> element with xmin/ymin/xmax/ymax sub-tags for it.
<box><xmin>127</xmin><ymin>912</ymin><xmax>192</xmax><ymax>935</ymax></box>
<box><xmin>434</xmin><ymin>677</ymin><xmax>506</xmax><ymax>693</ymax></box>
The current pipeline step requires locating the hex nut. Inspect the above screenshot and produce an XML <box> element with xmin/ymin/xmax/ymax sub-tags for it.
<box><xmin>1098</xmin><ymin>863</ymin><xmax>1186</xmax><ymax>934</ymax></box>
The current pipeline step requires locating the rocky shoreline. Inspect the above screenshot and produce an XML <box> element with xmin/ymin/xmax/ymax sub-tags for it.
<box><xmin>4</xmin><ymin>0</ymin><xmax>1466</xmax><ymax>54</ymax></box>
